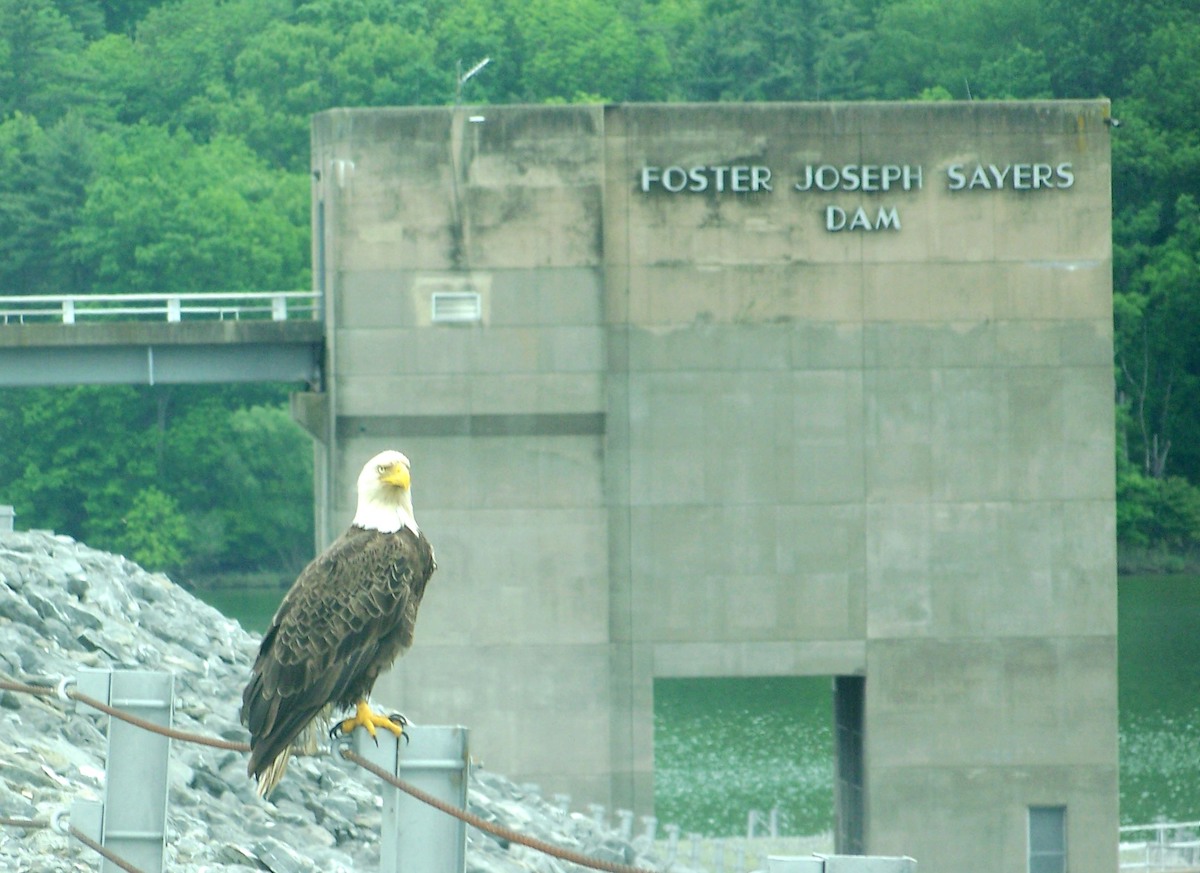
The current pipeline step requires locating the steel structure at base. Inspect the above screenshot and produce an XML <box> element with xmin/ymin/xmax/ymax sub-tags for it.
<box><xmin>339</xmin><ymin>723</ymin><xmax>470</xmax><ymax>873</ymax></box>
<box><xmin>72</xmin><ymin>668</ymin><xmax>173</xmax><ymax>873</ymax></box>
<box><xmin>65</xmin><ymin>669</ymin><xmax>471</xmax><ymax>873</ymax></box>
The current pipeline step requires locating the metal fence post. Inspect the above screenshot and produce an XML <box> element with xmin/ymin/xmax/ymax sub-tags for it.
<box><xmin>75</xmin><ymin>668</ymin><xmax>173</xmax><ymax>873</ymax></box>
<box><xmin>350</xmin><ymin>723</ymin><xmax>470</xmax><ymax>873</ymax></box>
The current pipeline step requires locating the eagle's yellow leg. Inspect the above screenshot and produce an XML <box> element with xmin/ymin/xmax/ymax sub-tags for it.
<box><xmin>338</xmin><ymin>700</ymin><xmax>406</xmax><ymax>740</ymax></box>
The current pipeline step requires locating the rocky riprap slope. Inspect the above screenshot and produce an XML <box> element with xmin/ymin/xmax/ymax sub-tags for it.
<box><xmin>0</xmin><ymin>530</ymin><xmax>670</xmax><ymax>873</ymax></box>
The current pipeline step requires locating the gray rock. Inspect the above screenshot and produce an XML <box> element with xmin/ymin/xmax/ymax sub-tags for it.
<box><xmin>0</xmin><ymin>529</ymin><xmax>671</xmax><ymax>873</ymax></box>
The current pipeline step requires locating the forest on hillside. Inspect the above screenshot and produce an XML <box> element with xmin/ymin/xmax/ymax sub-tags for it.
<box><xmin>0</xmin><ymin>0</ymin><xmax>1197</xmax><ymax>577</ymax></box>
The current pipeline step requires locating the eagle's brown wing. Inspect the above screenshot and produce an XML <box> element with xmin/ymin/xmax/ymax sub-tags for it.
<box><xmin>240</xmin><ymin>525</ymin><xmax>435</xmax><ymax>790</ymax></box>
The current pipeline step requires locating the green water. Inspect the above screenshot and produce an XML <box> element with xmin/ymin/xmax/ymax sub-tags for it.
<box><xmin>653</xmin><ymin>574</ymin><xmax>1200</xmax><ymax>837</ymax></box>
<box><xmin>1118</xmin><ymin>574</ymin><xmax>1200</xmax><ymax>825</ymax></box>
<box><xmin>654</xmin><ymin>676</ymin><xmax>834</xmax><ymax>838</ymax></box>
<box><xmin>204</xmin><ymin>574</ymin><xmax>1200</xmax><ymax>835</ymax></box>
<box><xmin>197</xmin><ymin>587</ymin><xmax>281</xmax><ymax>633</ymax></box>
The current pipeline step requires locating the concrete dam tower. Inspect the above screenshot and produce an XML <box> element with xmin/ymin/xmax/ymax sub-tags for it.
<box><xmin>304</xmin><ymin>101</ymin><xmax>1116</xmax><ymax>873</ymax></box>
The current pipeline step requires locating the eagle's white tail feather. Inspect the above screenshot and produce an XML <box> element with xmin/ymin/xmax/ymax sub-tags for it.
<box><xmin>256</xmin><ymin>748</ymin><xmax>292</xmax><ymax>798</ymax></box>
<box><xmin>256</xmin><ymin>718</ymin><xmax>326</xmax><ymax>798</ymax></box>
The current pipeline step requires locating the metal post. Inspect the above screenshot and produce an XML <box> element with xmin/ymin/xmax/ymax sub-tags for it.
<box><xmin>271</xmin><ymin>294</ymin><xmax>288</xmax><ymax>321</ymax></box>
<box><xmin>62</xmin><ymin>299</ymin><xmax>75</xmax><ymax>324</ymax></box>
<box><xmin>75</xmin><ymin>668</ymin><xmax>173</xmax><ymax>873</ymax></box>
<box><xmin>641</xmin><ymin>815</ymin><xmax>657</xmax><ymax>843</ymax></box>
<box><xmin>664</xmin><ymin>823</ymin><xmax>680</xmax><ymax>863</ymax></box>
<box><xmin>617</xmin><ymin>809</ymin><xmax>633</xmax><ymax>840</ymax></box>
<box><xmin>350</xmin><ymin>723</ymin><xmax>469</xmax><ymax>873</ymax></box>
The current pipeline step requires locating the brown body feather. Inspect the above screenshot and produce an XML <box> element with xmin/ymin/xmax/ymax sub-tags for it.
<box><xmin>240</xmin><ymin>524</ymin><xmax>435</xmax><ymax>793</ymax></box>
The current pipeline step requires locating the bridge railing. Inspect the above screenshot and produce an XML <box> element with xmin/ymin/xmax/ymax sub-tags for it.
<box><xmin>1120</xmin><ymin>820</ymin><xmax>1200</xmax><ymax>871</ymax></box>
<box><xmin>0</xmin><ymin>291</ymin><xmax>321</xmax><ymax>324</ymax></box>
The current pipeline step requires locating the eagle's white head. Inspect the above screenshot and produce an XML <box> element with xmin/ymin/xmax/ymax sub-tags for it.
<box><xmin>351</xmin><ymin>450</ymin><xmax>419</xmax><ymax>534</ymax></box>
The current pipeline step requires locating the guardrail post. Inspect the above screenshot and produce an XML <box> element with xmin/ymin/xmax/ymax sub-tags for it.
<box><xmin>641</xmin><ymin>815</ymin><xmax>657</xmax><ymax>842</ymax></box>
<box><xmin>350</xmin><ymin>723</ymin><xmax>469</xmax><ymax>873</ymax></box>
<box><xmin>166</xmin><ymin>298</ymin><xmax>181</xmax><ymax>322</ymax></box>
<box><xmin>271</xmin><ymin>294</ymin><xmax>288</xmax><ymax>321</ymax></box>
<box><xmin>663</xmin><ymin>823</ymin><xmax>680</xmax><ymax>863</ymax></box>
<box><xmin>69</xmin><ymin>799</ymin><xmax>104</xmax><ymax>850</ymax></box>
<box><xmin>75</xmin><ymin>668</ymin><xmax>172</xmax><ymax>873</ymax></box>
<box><xmin>617</xmin><ymin>808</ymin><xmax>633</xmax><ymax>839</ymax></box>
<box><xmin>62</xmin><ymin>299</ymin><xmax>75</xmax><ymax>324</ymax></box>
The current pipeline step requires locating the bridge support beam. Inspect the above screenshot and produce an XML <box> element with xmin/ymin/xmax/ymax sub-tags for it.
<box><xmin>0</xmin><ymin>322</ymin><xmax>324</xmax><ymax>387</ymax></box>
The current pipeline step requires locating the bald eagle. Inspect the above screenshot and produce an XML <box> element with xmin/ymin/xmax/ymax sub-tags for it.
<box><xmin>240</xmin><ymin>450</ymin><xmax>436</xmax><ymax>797</ymax></box>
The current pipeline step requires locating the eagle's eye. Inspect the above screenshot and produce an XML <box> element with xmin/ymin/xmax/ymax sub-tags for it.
<box><xmin>377</xmin><ymin>464</ymin><xmax>387</xmax><ymax>475</ymax></box>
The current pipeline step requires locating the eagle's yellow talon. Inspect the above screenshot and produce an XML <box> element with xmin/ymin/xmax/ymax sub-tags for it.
<box><xmin>339</xmin><ymin>700</ymin><xmax>406</xmax><ymax>741</ymax></box>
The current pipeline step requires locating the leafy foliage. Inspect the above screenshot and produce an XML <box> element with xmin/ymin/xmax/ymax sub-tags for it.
<box><xmin>0</xmin><ymin>0</ymin><xmax>1198</xmax><ymax>568</ymax></box>
<box><xmin>110</xmin><ymin>486</ymin><xmax>190</xmax><ymax>572</ymax></box>
<box><xmin>0</xmin><ymin>385</ymin><xmax>313</xmax><ymax>575</ymax></box>
<box><xmin>70</xmin><ymin>126</ymin><xmax>309</xmax><ymax>293</ymax></box>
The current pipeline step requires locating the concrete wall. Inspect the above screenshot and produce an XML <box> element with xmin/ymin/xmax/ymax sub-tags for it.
<box><xmin>312</xmin><ymin>106</ymin><xmax>615</xmax><ymax>799</ymax></box>
<box><xmin>310</xmin><ymin>101</ymin><xmax>1116</xmax><ymax>873</ymax></box>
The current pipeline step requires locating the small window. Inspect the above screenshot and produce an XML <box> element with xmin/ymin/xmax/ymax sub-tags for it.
<box><xmin>1029</xmin><ymin>806</ymin><xmax>1066</xmax><ymax>873</ymax></box>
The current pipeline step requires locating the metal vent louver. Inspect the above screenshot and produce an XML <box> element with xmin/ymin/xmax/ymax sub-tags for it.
<box><xmin>430</xmin><ymin>291</ymin><xmax>482</xmax><ymax>324</ymax></box>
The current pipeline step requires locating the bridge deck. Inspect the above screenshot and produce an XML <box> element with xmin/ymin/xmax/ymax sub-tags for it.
<box><xmin>0</xmin><ymin>319</ymin><xmax>324</xmax><ymax>387</ymax></box>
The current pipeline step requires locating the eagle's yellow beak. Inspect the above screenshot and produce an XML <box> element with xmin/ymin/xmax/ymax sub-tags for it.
<box><xmin>380</xmin><ymin>463</ymin><xmax>411</xmax><ymax>489</ymax></box>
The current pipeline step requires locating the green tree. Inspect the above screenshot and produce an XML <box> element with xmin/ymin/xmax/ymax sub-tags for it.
<box><xmin>221</xmin><ymin>404</ymin><xmax>314</xmax><ymax>571</ymax></box>
<box><xmin>864</xmin><ymin>0</ymin><xmax>1054</xmax><ymax>100</ymax></box>
<box><xmin>332</xmin><ymin>20</ymin><xmax>443</xmax><ymax>106</ymax></box>
<box><xmin>0</xmin><ymin>114</ymin><xmax>52</xmax><ymax>293</ymax></box>
<box><xmin>681</xmin><ymin>0</ymin><xmax>871</xmax><ymax>102</ymax></box>
<box><xmin>430</xmin><ymin>0</ymin><xmax>517</xmax><ymax>103</ymax></box>
<box><xmin>50</xmin><ymin>0</ymin><xmax>105</xmax><ymax>39</ymax></box>
<box><xmin>226</xmin><ymin>14</ymin><xmax>443</xmax><ymax>167</ymax></box>
<box><xmin>108</xmin><ymin>486</ymin><xmax>190</xmax><ymax>572</ymax></box>
<box><xmin>0</xmin><ymin>386</ymin><xmax>159</xmax><ymax>537</ymax></box>
<box><xmin>0</xmin><ymin>112</ymin><xmax>98</xmax><ymax>295</ymax></box>
<box><xmin>1117</xmin><ymin>460</ymin><xmax>1200</xmax><ymax>562</ymax></box>
<box><xmin>159</xmin><ymin>393</ymin><xmax>313</xmax><ymax>573</ymax></box>
<box><xmin>513</xmin><ymin>0</ymin><xmax>672</xmax><ymax>102</ymax></box>
<box><xmin>1040</xmin><ymin>0</ymin><xmax>1161</xmax><ymax>99</ymax></box>
<box><xmin>0</xmin><ymin>383</ymin><xmax>311</xmax><ymax>574</ymax></box>
<box><xmin>69</xmin><ymin>125</ymin><xmax>309</xmax><ymax>293</ymax></box>
<box><xmin>99</xmin><ymin>0</ymin><xmax>167</xmax><ymax>35</ymax></box>
<box><xmin>1115</xmin><ymin>193</ymin><xmax>1200</xmax><ymax>481</ymax></box>
<box><xmin>222</xmin><ymin>22</ymin><xmax>343</xmax><ymax>169</ymax></box>
<box><xmin>0</xmin><ymin>0</ymin><xmax>88</xmax><ymax>121</ymax></box>
<box><xmin>86</xmin><ymin>0</ymin><xmax>290</xmax><ymax>128</ymax></box>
